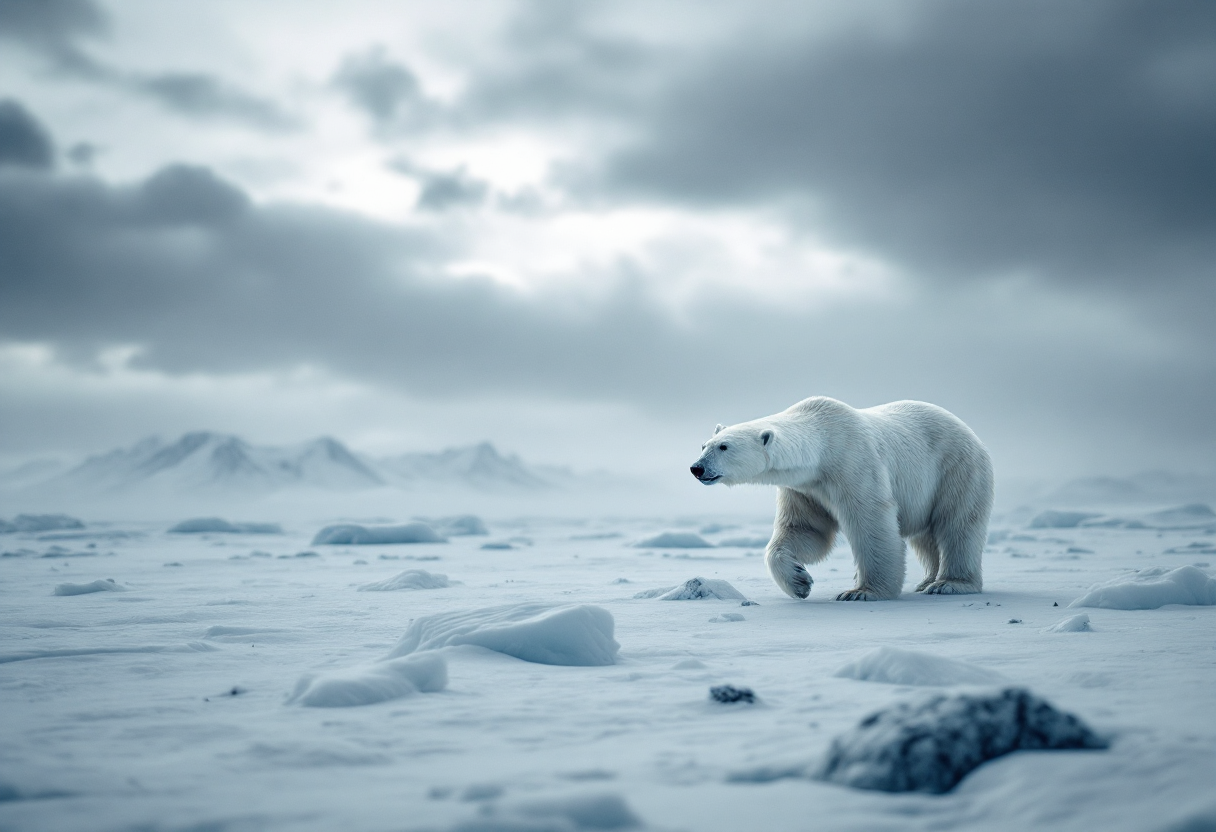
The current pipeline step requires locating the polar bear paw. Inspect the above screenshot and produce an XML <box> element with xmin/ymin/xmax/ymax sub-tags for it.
<box><xmin>835</xmin><ymin>588</ymin><xmax>882</xmax><ymax>601</ymax></box>
<box><xmin>769</xmin><ymin>557</ymin><xmax>813</xmax><ymax>599</ymax></box>
<box><xmin>922</xmin><ymin>580</ymin><xmax>980</xmax><ymax>595</ymax></box>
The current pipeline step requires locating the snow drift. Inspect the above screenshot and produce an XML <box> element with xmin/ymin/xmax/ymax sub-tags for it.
<box><xmin>815</xmin><ymin>688</ymin><xmax>1107</xmax><ymax>793</ymax></box>
<box><xmin>0</xmin><ymin>514</ymin><xmax>85</xmax><ymax>534</ymax></box>
<box><xmin>636</xmin><ymin>577</ymin><xmax>746</xmax><ymax>601</ymax></box>
<box><xmin>1070</xmin><ymin>565</ymin><xmax>1216</xmax><ymax>610</ymax></box>
<box><xmin>834</xmin><ymin>647</ymin><xmax>1007</xmax><ymax>687</ymax></box>
<box><xmin>312</xmin><ymin>523</ymin><xmax>445</xmax><ymax>545</ymax></box>
<box><xmin>168</xmin><ymin>518</ymin><xmax>282</xmax><ymax>534</ymax></box>
<box><xmin>53</xmin><ymin>579</ymin><xmax>125</xmax><ymax>596</ymax></box>
<box><xmin>357</xmin><ymin>569</ymin><xmax>454</xmax><ymax>591</ymax></box>
<box><xmin>386</xmin><ymin>603</ymin><xmax>619</xmax><ymax>666</ymax></box>
<box><xmin>287</xmin><ymin>654</ymin><xmax>447</xmax><ymax>707</ymax></box>
<box><xmin>634</xmin><ymin>532</ymin><xmax>712</xmax><ymax>549</ymax></box>
<box><xmin>1046</xmin><ymin>614</ymin><xmax>1092</xmax><ymax>632</ymax></box>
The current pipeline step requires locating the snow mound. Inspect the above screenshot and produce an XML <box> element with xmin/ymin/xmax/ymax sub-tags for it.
<box><xmin>716</xmin><ymin>536</ymin><xmax>772</xmax><ymax>548</ymax></box>
<box><xmin>1070</xmin><ymin>565</ymin><xmax>1216</xmax><ymax>610</ymax></box>
<box><xmin>1143</xmin><ymin>503</ymin><xmax>1216</xmax><ymax>529</ymax></box>
<box><xmin>386</xmin><ymin>603</ymin><xmax>619</xmax><ymax>666</ymax></box>
<box><xmin>1028</xmin><ymin>510</ymin><xmax>1101</xmax><ymax>529</ymax></box>
<box><xmin>2</xmin><ymin>513</ymin><xmax>86</xmax><ymax>533</ymax></box>
<box><xmin>53</xmin><ymin>578</ymin><xmax>125</xmax><ymax>596</ymax></box>
<box><xmin>634</xmin><ymin>532</ymin><xmax>712</xmax><ymax>549</ymax></box>
<box><xmin>834</xmin><ymin>647</ymin><xmax>1006</xmax><ymax>687</ymax></box>
<box><xmin>168</xmin><ymin>518</ymin><xmax>282</xmax><ymax>534</ymax></box>
<box><xmin>287</xmin><ymin>654</ymin><xmax>447</xmax><ymax>707</ymax></box>
<box><xmin>463</xmin><ymin>793</ymin><xmax>643</xmax><ymax>831</ymax></box>
<box><xmin>357</xmin><ymin>569</ymin><xmax>453</xmax><ymax>591</ymax></box>
<box><xmin>1046</xmin><ymin>614</ymin><xmax>1092</xmax><ymax>632</ymax></box>
<box><xmin>429</xmin><ymin>514</ymin><xmax>489</xmax><ymax>536</ymax></box>
<box><xmin>311</xmin><ymin>523</ymin><xmax>445</xmax><ymax>545</ymax></box>
<box><xmin>815</xmin><ymin>687</ymin><xmax>1107</xmax><ymax>793</ymax></box>
<box><xmin>657</xmin><ymin>577</ymin><xmax>746</xmax><ymax>601</ymax></box>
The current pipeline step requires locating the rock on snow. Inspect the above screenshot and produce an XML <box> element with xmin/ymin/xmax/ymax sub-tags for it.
<box><xmin>815</xmin><ymin>687</ymin><xmax>1107</xmax><ymax>793</ymax></box>
<box><xmin>1070</xmin><ymin>565</ymin><xmax>1216</xmax><ymax>610</ymax></box>
<box><xmin>53</xmin><ymin>578</ymin><xmax>125</xmax><ymax>596</ymax></box>
<box><xmin>312</xmin><ymin>523</ymin><xmax>445</xmax><ymax>545</ymax></box>
<box><xmin>357</xmin><ymin>569</ymin><xmax>454</xmax><ymax>591</ymax></box>
<box><xmin>386</xmin><ymin>603</ymin><xmax>619</xmax><ymax>666</ymax></box>
<box><xmin>834</xmin><ymin>646</ymin><xmax>1007</xmax><ymax>687</ymax></box>
<box><xmin>287</xmin><ymin>654</ymin><xmax>447</xmax><ymax>707</ymax></box>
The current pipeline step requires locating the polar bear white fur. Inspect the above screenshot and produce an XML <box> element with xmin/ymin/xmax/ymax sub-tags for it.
<box><xmin>690</xmin><ymin>397</ymin><xmax>993</xmax><ymax>601</ymax></box>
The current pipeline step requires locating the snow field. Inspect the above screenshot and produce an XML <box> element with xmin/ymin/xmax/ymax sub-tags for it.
<box><xmin>1</xmin><ymin>513</ymin><xmax>1215</xmax><ymax>831</ymax></box>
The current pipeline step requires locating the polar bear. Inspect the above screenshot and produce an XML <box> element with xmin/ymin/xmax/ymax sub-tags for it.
<box><xmin>690</xmin><ymin>397</ymin><xmax>993</xmax><ymax>601</ymax></box>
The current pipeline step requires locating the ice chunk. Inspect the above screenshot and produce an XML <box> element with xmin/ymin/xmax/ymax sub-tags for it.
<box><xmin>1070</xmin><ymin>565</ymin><xmax>1216</xmax><ymax>609</ymax></box>
<box><xmin>1028</xmin><ymin>510</ymin><xmax>1101</xmax><ymax>529</ymax></box>
<box><xmin>6</xmin><ymin>514</ymin><xmax>85</xmax><ymax>533</ymax></box>
<box><xmin>386</xmin><ymin>603</ymin><xmax>619</xmax><ymax>666</ymax></box>
<box><xmin>1045</xmin><ymin>614</ymin><xmax>1092</xmax><ymax>632</ymax></box>
<box><xmin>311</xmin><ymin>523</ymin><xmax>445</xmax><ymax>545</ymax></box>
<box><xmin>357</xmin><ymin>569</ymin><xmax>453</xmax><ymax>591</ymax></box>
<box><xmin>168</xmin><ymin>518</ymin><xmax>282</xmax><ymax>534</ymax></box>
<box><xmin>53</xmin><ymin>579</ymin><xmax>125</xmax><ymax>596</ymax></box>
<box><xmin>657</xmin><ymin>577</ymin><xmax>746</xmax><ymax>601</ymax></box>
<box><xmin>815</xmin><ymin>687</ymin><xmax>1107</xmax><ymax>793</ymax></box>
<box><xmin>634</xmin><ymin>532</ymin><xmax>712</xmax><ymax>549</ymax></box>
<box><xmin>835</xmin><ymin>647</ymin><xmax>1006</xmax><ymax>687</ymax></box>
<box><xmin>287</xmin><ymin>654</ymin><xmax>447</xmax><ymax>707</ymax></box>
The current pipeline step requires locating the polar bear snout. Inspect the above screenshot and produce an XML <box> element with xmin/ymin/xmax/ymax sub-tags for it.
<box><xmin>690</xmin><ymin>465</ymin><xmax>720</xmax><ymax>484</ymax></box>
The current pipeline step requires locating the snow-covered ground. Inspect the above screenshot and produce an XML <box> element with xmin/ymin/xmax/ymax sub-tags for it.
<box><xmin>2</xmin><ymin>504</ymin><xmax>1215</xmax><ymax>832</ymax></box>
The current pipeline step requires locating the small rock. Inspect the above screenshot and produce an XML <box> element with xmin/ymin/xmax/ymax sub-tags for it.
<box><xmin>710</xmin><ymin>685</ymin><xmax>756</xmax><ymax>704</ymax></box>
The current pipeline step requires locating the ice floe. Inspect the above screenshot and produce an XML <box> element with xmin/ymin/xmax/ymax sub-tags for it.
<box><xmin>168</xmin><ymin>518</ymin><xmax>282</xmax><ymax>534</ymax></box>
<box><xmin>634</xmin><ymin>532</ymin><xmax>712</xmax><ymax>549</ymax></box>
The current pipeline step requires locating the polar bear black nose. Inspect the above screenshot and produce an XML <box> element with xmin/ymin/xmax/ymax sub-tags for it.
<box><xmin>690</xmin><ymin>466</ymin><xmax>705</xmax><ymax>478</ymax></box>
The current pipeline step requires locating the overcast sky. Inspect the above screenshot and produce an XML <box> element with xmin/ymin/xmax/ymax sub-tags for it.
<box><xmin>1</xmin><ymin>0</ymin><xmax>1213</xmax><ymax>489</ymax></box>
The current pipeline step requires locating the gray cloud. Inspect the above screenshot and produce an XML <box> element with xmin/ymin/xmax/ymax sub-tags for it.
<box><xmin>387</xmin><ymin>158</ymin><xmax>488</xmax><ymax>211</ymax></box>
<box><xmin>333</xmin><ymin>47</ymin><xmax>435</xmax><ymax>131</ymax></box>
<box><xmin>0</xmin><ymin>99</ymin><xmax>54</xmax><ymax>168</ymax></box>
<box><xmin>1</xmin><ymin>117</ymin><xmax>1213</xmax><ymax>478</ymax></box>
<box><xmin>0</xmin><ymin>0</ymin><xmax>298</xmax><ymax>131</ymax></box>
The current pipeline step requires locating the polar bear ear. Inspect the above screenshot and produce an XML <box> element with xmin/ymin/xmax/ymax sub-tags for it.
<box><xmin>713</xmin><ymin>424</ymin><xmax>725</xmax><ymax>436</ymax></box>
<box><xmin>760</xmin><ymin>429</ymin><xmax>774</xmax><ymax>446</ymax></box>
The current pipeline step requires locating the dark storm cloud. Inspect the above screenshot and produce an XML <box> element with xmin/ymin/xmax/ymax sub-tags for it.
<box><xmin>0</xmin><ymin>0</ymin><xmax>298</xmax><ymax>131</ymax></box>
<box><xmin>0</xmin><ymin>99</ymin><xmax>54</xmax><ymax>168</ymax></box>
<box><xmin>597</xmin><ymin>0</ymin><xmax>1216</xmax><ymax>293</ymax></box>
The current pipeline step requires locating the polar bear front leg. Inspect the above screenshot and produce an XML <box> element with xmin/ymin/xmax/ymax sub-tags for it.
<box><xmin>835</xmin><ymin>501</ymin><xmax>906</xmax><ymax>601</ymax></box>
<box><xmin>765</xmin><ymin>488</ymin><xmax>838</xmax><ymax>599</ymax></box>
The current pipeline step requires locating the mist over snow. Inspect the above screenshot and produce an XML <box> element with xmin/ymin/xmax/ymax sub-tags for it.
<box><xmin>2</xmin><ymin>1</ymin><xmax>1215</xmax><ymax>831</ymax></box>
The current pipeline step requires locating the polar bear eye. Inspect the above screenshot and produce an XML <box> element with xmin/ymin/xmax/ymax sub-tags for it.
<box><xmin>719</xmin><ymin>444</ymin><xmax>728</xmax><ymax>451</ymax></box>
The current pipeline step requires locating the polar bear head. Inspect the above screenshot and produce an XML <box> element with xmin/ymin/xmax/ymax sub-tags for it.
<box><xmin>690</xmin><ymin>422</ymin><xmax>775</xmax><ymax>486</ymax></box>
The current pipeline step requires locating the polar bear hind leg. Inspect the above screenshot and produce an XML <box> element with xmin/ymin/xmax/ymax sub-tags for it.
<box><xmin>921</xmin><ymin>510</ymin><xmax>986</xmax><ymax>595</ymax></box>
<box><xmin>766</xmin><ymin>488</ymin><xmax>838</xmax><ymax>599</ymax></box>
<box><xmin>910</xmin><ymin>531</ymin><xmax>941</xmax><ymax>592</ymax></box>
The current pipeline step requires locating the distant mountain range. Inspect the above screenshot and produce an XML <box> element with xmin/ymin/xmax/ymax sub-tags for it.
<box><xmin>5</xmin><ymin>432</ymin><xmax>566</xmax><ymax>497</ymax></box>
